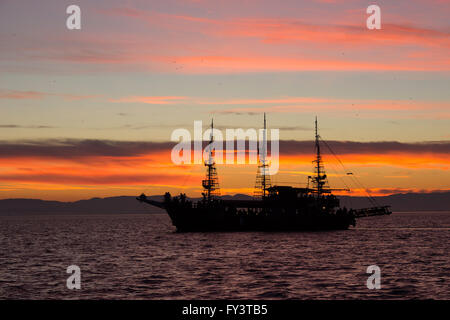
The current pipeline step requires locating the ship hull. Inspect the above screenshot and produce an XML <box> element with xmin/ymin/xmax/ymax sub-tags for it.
<box><xmin>166</xmin><ymin>206</ymin><xmax>354</xmax><ymax>232</ymax></box>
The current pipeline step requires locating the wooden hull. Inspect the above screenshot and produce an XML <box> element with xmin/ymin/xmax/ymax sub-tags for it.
<box><xmin>165</xmin><ymin>205</ymin><xmax>355</xmax><ymax>232</ymax></box>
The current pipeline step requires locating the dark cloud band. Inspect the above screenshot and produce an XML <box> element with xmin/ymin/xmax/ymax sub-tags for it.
<box><xmin>0</xmin><ymin>139</ymin><xmax>448</xmax><ymax>159</ymax></box>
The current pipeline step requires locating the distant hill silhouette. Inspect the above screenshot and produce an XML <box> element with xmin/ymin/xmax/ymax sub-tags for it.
<box><xmin>339</xmin><ymin>192</ymin><xmax>449</xmax><ymax>211</ymax></box>
<box><xmin>0</xmin><ymin>192</ymin><xmax>448</xmax><ymax>215</ymax></box>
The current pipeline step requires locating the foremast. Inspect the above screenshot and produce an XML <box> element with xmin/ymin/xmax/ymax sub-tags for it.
<box><xmin>254</xmin><ymin>113</ymin><xmax>271</xmax><ymax>199</ymax></box>
<box><xmin>202</xmin><ymin>119</ymin><xmax>220</xmax><ymax>202</ymax></box>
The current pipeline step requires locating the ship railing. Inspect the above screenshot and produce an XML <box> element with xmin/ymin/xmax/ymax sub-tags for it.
<box><xmin>353</xmin><ymin>205</ymin><xmax>391</xmax><ymax>218</ymax></box>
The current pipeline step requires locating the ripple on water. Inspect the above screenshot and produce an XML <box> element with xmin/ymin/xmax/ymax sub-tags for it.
<box><xmin>0</xmin><ymin>212</ymin><xmax>449</xmax><ymax>299</ymax></box>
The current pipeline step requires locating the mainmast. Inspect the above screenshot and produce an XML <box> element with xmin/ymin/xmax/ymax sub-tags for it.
<box><xmin>254</xmin><ymin>113</ymin><xmax>271</xmax><ymax>199</ymax></box>
<box><xmin>202</xmin><ymin>119</ymin><xmax>220</xmax><ymax>202</ymax></box>
<box><xmin>312</xmin><ymin>117</ymin><xmax>329</xmax><ymax>196</ymax></box>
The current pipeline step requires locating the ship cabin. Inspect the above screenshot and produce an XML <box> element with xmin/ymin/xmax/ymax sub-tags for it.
<box><xmin>266</xmin><ymin>185</ymin><xmax>340</xmax><ymax>211</ymax></box>
<box><xmin>266</xmin><ymin>186</ymin><xmax>312</xmax><ymax>199</ymax></box>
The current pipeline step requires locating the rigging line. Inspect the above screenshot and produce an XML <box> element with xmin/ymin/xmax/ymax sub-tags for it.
<box><xmin>323</xmin><ymin>156</ymin><xmax>353</xmax><ymax>208</ymax></box>
<box><xmin>349</xmin><ymin>173</ymin><xmax>378</xmax><ymax>207</ymax></box>
<box><xmin>337</xmin><ymin>167</ymin><xmax>377</xmax><ymax>207</ymax></box>
<box><xmin>320</xmin><ymin>137</ymin><xmax>379</xmax><ymax>207</ymax></box>
<box><xmin>321</xmin><ymin>152</ymin><xmax>352</xmax><ymax>191</ymax></box>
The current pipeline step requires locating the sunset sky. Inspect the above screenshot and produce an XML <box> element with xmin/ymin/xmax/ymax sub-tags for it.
<box><xmin>0</xmin><ymin>0</ymin><xmax>449</xmax><ymax>201</ymax></box>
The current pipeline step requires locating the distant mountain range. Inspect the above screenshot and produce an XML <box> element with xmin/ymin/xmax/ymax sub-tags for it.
<box><xmin>0</xmin><ymin>192</ymin><xmax>448</xmax><ymax>215</ymax></box>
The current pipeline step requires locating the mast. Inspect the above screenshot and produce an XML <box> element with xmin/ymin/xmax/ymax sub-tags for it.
<box><xmin>312</xmin><ymin>117</ymin><xmax>328</xmax><ymax>196</ymax></box>
<box><xmin>254</xmin><ymin>113</ymin><xmax>271</xmax><ymax>199</ymax></box>
<box><xmin>202</xmin><ymin>118</ymin><xmax>220</xmax><ymax>202</ymax></box>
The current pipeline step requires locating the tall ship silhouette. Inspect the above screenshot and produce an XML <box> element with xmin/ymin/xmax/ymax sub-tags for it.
<box><xmin>137</xmin><ymin>116</ymin><xmax>391</xmax><ymax>232</ymax></box>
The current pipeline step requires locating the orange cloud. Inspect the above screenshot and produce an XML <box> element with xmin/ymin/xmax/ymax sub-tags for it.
<box><xmin>0</xmin><ymin>139</ymin><xmax>448</xmax><ymax>200</ymax></box>
<box><xmin>214</xmin><ymin>19</ymin><xmax>450</xmax><ymax>48</ymax></box>
<box><xmin>280</xmin><ymin>153</ymin><xmax>450</xmax><ymax>171</ymax></box>
<box><xmin>0</xmin><ymin>90</ymin><xmax>45</xmax><ymax>100</ymax></box>
<box><xmin>333</xmin><ymin>188</ymin><xmax>450</xmax><ymax>197</ymax></box>
<box><xmin>0</xmin><ymin>151</ymin><xmax>447</xmax><ymax>188</ymax></box>
<box><xmin>0</xmin><ymin>90</ymin><xmax>98</xmax><ymax>101</ymax></box>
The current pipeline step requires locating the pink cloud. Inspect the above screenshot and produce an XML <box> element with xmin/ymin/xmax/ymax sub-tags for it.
<box><xmin>109</xmin><ymin>96</ymin><xmax>188</xmax><ymax>104</ymax></box>
<box><xmin>0</xmin><ymin>90</ymin><xmax>98</xmax><ymax>101</ymax></box>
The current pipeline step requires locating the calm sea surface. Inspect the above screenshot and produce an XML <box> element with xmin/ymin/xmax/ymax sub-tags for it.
<box><xmin>0</xmin><ymin>212</ymin><xmax>448</xmax><ymax>299</ymax></box>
